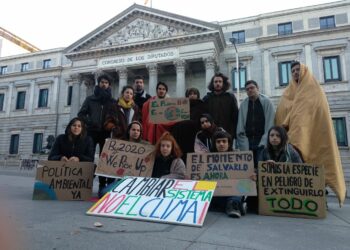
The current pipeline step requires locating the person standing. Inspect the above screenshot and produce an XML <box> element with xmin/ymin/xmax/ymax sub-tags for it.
<box><xmin>104</xmin><ymin>85</ymin><xmax>139</xmax><ymax>139</ymax></box>
<box><xmin>77</xmin><ymin>74</ymin><xmax>116</xmax><ymax>197</ymax></box>
<box><xmin>275</xmin><ymin>61</ymin><xmax>346</xmax><ymax>206</ymax></box>
<box><xmin>133</xmin><ymin>75</ymin><xmax>151</xmax><ymax>113</ymax></box>
<box><xmin>203</xmin><ymin>73</ymin><xmax>239</xmax><ymax>140</ymax></box>
<box><xmin>142</xmin><ymin>82</ymin><xmax>175</xmax><ymax>144</ymax></box>
<box><xmin>236</xmin><ymin>80</ymin><xmax>275</xmax><ymax>166</ymax></box>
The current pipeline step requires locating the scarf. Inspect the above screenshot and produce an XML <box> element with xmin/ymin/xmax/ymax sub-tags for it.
<box><xmin>118</xmin><ymin>98</ymin><xmax>134</xmax><ymax>109</ymax></box>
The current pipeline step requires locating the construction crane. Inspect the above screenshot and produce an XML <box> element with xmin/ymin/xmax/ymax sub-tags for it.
<box><xmin>0</xmin><ymin>26</ymin><xmax>40</xmax><ymax>53</ymax></box>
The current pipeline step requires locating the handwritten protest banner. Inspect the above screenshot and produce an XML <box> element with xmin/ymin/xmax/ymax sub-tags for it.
<box><xmin>95</xmin><ymin>139</ymin><xmax>155</xmax><ymax>178</ymax></box>
<box><xmin>33</xmin><ymin>161</ymin><xmax>94</xmax><ymax>201</ymax></box>
<box><xmin>149</xmin><ymin>97</ymin><xmax>190</xmax><ymax>124</ymax></box>
<box><xmin>258</xmin><ymin>162</ymin><xmax>326</xmax><ymax>219</ymax></box>
<box><xmin>87</xmin><ymin>176</ymin><xmax>216</xmax><ymax>227</ymax></box>
<box><xmin>186</xmin><ymin>151</ymin><xmax>256</xmax><ymax>196</ymax></box>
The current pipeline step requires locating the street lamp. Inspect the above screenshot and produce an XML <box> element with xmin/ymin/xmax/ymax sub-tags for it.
<box><xmin>229</xmin><ymin>37</ymin><xmax>240</xmax><ymax>106</ymax></box>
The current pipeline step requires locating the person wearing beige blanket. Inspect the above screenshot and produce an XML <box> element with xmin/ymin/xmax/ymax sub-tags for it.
<box><xmin>275</xmin><ymin>61</ymin><xmax>346</xmax><ymax>206</ymax></box>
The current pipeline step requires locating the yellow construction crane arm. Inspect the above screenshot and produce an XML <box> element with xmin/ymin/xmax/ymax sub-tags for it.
<box><xmin>0</xmin><ymin>26</ymin><xmax>40</xmax><ymax>53</ymax></box>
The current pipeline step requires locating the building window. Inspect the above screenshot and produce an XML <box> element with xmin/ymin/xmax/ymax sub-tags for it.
<box><xmin>278</xmin><ymin>61</ymin><xmax>292</xmax><ymax>86</ymax></box>
<box><xmin>323</xmin><ymin>56</ymin><xmax>341</xmax><ymax>82</ymax></box>
<box><xmin>332</xmin><ymin>117</ymin><xmax>348</xmax><ymax>146</ymax></box>
<box><xmin>0</xmin><ymin>93</ymin><xmax>4</xmax><ymax>111</ymax></box>
<box><xmin>16</xmin><ymin>91</ymin><xmax>26</xmax><ymax>109</ymax></box>
<box><xmin>320</xmin><ymin>16</ymin><xmax>335</xmax><ymax>29</ymax></box>
<box><xmin>21</xmin><ymin>63</ymin><xmax>29</xmax><ymax>72</ymax></box>
<box><xmin>38</xmin><ymin>89</ymin><xmax>49</xmax><ymax>108</ymax></box>
<box><xmin>67</xmin><ymin>86</ymin><xmax>73</xmax><ymax>106</ymax></box>
<box><xmin>278</xmin><ymin>22</ymin><xmax>292</xmax><ymax>36</ymax></box>
<box><xmin>43</xmin><ymin>59</ymin><xmax>51</xmax><ymax>69</ymax></box>
<box><xmin>33</xmin><ymin>133</ymin><xmax>43</xmax><ymax>154</ymax></box>
<box><xmin>0</xmin><ymin>66</ymin><xmax>7</xmax><ymax>75</ymax></box>
<box><xmin>232</xmin><ymin>67</ymin><xmax>247</xmax><ymax>90</ymax></box>
<box><xmin>9</xmin><ymin>134</ymin><xmax>19</xmax><ymax>154</ymax></box>
<box><xmin>232</xmin><ymin>30</ymin><xmax>245</xmax><ymax>44</ymax></box>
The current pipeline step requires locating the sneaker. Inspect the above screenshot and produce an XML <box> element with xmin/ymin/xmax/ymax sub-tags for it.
<box><xmin>240</xmin><ymin>202</ymin><xmax>248</xmax><ymax>216</ymax></box>
<box><xmin>226</xmin><ymin>201</ymin><xmax>241</xmax><ymax>218</ymax></box>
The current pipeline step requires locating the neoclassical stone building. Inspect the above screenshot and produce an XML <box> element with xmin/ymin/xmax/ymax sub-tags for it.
<box><xmin>0</xmin><ymin>1</ymin><xmax>349</xmax><ymax>191</ymax></box>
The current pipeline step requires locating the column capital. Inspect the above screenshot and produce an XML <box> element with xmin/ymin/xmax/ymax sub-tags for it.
<box><xmin>116</xmin><ymin>67</ymin><xmax>128</xmax><ymax>79</ymax></box>
<box><xmin>204</xmin><ymin>56</ymin><xmax>216</xmax><ymax>70</ymax></box>
<box><xmin>146</xmin><ymin>63</ymin><xmax>158</xmax><ymax>74</ymax></box>
<box><xmin>174</xmin><ymin>59</ymin><xmax>186</xmax><ymax>73</ymax></box>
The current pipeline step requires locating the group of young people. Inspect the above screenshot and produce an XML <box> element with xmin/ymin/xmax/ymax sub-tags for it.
<box><xmin>48</xmin><ymin>60</ymin><xmax>346</xmax><ymax>218</ymax></box>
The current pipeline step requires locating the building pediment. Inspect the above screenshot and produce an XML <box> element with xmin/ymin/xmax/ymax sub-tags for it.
<box><xmin>65</xmin><ymin>4</ymin><xmax>225</xmax><ymax>60</ymax></box>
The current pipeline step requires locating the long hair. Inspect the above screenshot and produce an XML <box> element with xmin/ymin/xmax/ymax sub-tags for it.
<box><xmin>65</xmin><ymin>117</ymin><xmax>86</xmax><ymax>141</ymax></box>
<box><xmin>207</xmin><ymin>73</ymin><xmax>230</xmax><ymax>92</ymax></box>
<box><xmin>185</xmin><ymin>88</ymin><xmax>200</xmax><ymax>99</ymax></box>
<box><xmin>211</xmin><ymin>130</ymin><xmax>233</xmax><ymax>152</ymax></box>
<box><xmin>266</xmin><ymin>126</ymin><xmax>288</xmax><ymax>155</ymax></box>
<box><xmin>154</xmin><ymin>132</ymin><xmax>182</xmax><ymax>158</ymax></box>
<box><xmin>126</xmin><ymin>121</ymin><xmax>143</xmax><ymax>141</ymax></box>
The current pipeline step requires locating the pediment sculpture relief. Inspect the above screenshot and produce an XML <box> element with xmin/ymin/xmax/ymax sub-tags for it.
<box><xmin>94</xmin><ymin>19</ymin><xmax>192</xmax><ymax>48</ymax></box>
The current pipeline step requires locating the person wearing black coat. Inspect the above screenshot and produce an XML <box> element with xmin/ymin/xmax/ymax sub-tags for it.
<box><xmin>77</xmin><ymin>74</ymin><xmax>116</xmax><ymax>193</ymax></box>
<box><xmin>48</xmin><ymin>117</ymin><xmax>94</xmax><ymax>162</ymax></box>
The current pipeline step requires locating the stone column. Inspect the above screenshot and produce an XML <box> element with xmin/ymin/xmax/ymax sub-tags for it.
<box><xmin>94</xmin><ymin>70</ymin><xmax>104</xmax><ymax>86</ymax></box>
<box><xmin>263</xmin><ymin>50</ymin><xmax>271</xmax><ymax>96</ymax></box>
<box><xmin>147</xmin><ymin>63</ymin><xmax>158</xmax><ymax>96</ymax></box>
<box><xmin>204</xmin><ymin>56</ymin><xmax>216</xmax><ymax>91</ymax></box>
<box><xmin>28</xmin><ymin>80</ymin><xmax>35</xmax><ymax>114</ymax></box>
<box><xmin>304</xmin><ymin>44</ymin><xmax>313</xmax><ymax>73</ymax></box>
<box><xmin>6</xmin><ymin>82</ymin><xmax>13</xmax><ymax>116</ymax></box>
<box><xmin>69</xmin><ymin>74</ymin><xmax>82</xmax><ymax>119</ymax></box>
<box><xmin>174</xmin><ymin>59</ymin><xmax>186</xmax><ymax>97</ymax></box>
<box><xmin>117</xmin><ymin>67</ymin><xmax>128</xmax><ymax>95</ymax></box>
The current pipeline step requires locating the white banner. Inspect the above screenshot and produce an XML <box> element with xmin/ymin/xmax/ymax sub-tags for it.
<box><xmin>98</xmin><ymin>49</ymin><xmax>179</xmax><ymax>68</ymax></box>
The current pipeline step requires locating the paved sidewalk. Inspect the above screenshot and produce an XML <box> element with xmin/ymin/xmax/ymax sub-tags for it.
<box><xmin>0</xmin><ymin>168</ymin><xmax>349</xmax><ymax>250</ymax></box>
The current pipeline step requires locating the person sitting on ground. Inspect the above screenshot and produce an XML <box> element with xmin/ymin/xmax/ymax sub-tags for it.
<box><xmin>258</xmin><ymin>126</ymin><xmax>303</xmax><ymax>163</ymax></box>
<box><xmin>48</xmin><ymin>117</ymin><xmax>94</xmax><ymax>162</ymax></box>
<box><xmin>151</xmin><ymin>132</ymin><xmax>186</xmax><ymax>179</ymax></box>
<box><xmin>126</xmin><ymin>121</ymin><xmax>150</xmax><ymax>145</ymax></box>
<box><xmin>210</xmin><ymin>130</ymin><xmax>248</xmax><ymax>218</ymax></box>
<box><xmin>194</xmin><ymin>113</ymin><xmax>224</xmax><ymax>153</ymax></box>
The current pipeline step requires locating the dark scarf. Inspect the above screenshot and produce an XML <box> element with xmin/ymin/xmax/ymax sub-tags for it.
<box><xmin>152</xmin><ymin>155</ymin><xmax>174</xmax><ymax>178</ymax></box>
<box><xmin>94</xmin><ymin>86</ymin><xmax>112</xmax><ymax>104</ymax></box>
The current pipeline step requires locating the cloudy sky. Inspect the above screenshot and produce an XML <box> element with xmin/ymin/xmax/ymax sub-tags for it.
<box><xmin>0</xmin><ymin>0</ymin><xmax>339</xmax><ymax>56</ymax></box>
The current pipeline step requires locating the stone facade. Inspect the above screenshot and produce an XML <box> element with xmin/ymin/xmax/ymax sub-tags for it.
<box><xmin>0</xmin><ymin>2</ymin><xmax>350</xmax><ymax>192</ymax></box>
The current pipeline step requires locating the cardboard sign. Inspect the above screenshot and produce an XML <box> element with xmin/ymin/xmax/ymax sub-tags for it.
<box><xmin>186</xmin><ymin>151</ymin><xmax>256</xmax><ymax>196</ymax></box>
<box><xmin>87</xmin><ymin>176</ymin><xmax>216</xmax><ymax>227</ymax></box>
<box><xmin>95</xmin><ymin>139</ymin><xmax>155</xmax><ymax>178</ymax></box>
<box><xmin>149</xmin><ymin>97</ymin><xmax>190</xmax><ymax>124</ymax></box>
<box><xmin>258</xmin><ymin>162</ymin><xmax>326</xmax><ymax>219</ymax></box>
<box><xmin>33</xmin><ymin>161</ymin><xmax>94</xmax><ymax>201</ymax></box>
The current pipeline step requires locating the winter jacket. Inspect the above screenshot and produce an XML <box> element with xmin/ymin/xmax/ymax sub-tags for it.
<box><xmin>104</xmin><ymin>100</ymin><xmax>140</xmax><ymax>139</ymax></box>
<box><xmin>78</xmin><ymin>87</ymin><xmax>116</xmax><ymax>132</ymax></box>
<box><xmin>48</xmin><ymin>134</ymin><xmax>95</xmax><ymax>162</ymax></box>
<box><xmin>203</xmin><ymin>91</ymin><xmax>238</xmax><ymax>138</ymax></box>
<box><xmin>258</xmin><ymin>144</ymin><xmax>303</xmax><ymax>163</ymax></box>
<box><xmin>152</xmin><ymin>156</ymin><xmax>186</xmax><ymax>179</ymax></box>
